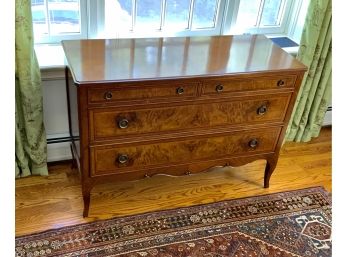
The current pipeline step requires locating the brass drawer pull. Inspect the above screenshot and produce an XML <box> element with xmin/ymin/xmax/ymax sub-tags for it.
<box><xmin>185</xmin><ymin>171</ymin><xmax>191</xmax><ymax>175</ymax></box>
<box><xmin>257</xmin><ymin>105</ymin><xmax>267</xmax><ymax>115</ymax></box>
<box><xmin>216</xmin><ymin>84</ymin><xmax>224</xmax><ymax>93</ymax></box>
<box><xmin>277</xmin><ymin>80</ymin><xmax>285</xmax><ymax>87</ymax></box>
<box><xmin>248</xmin><ymin>139</ymin><xmax>259</xmax><ymax>149</ymax></box>
<box><xmin>118</xmin><ymin>118</ymin><xmax>129</xmax><ymax>129</ymax></box>
<box><xmin>176</xmin><ymin>87</ymin><xmax>185</xmax><ymax>95</ymax></box>
<box><xmin>104</xmin><ymin>91</ymin><xmax>113</xmax><ymax>100</ymax></box>
<box><xmin>144</xmin><ymin>173</ymin><xmax>150</xmax><ymax>178</ymax></box>
<box><xmin>118</xmin><ymin>154</ymin><xmax>129</xmax><ymax>164</ymax></box>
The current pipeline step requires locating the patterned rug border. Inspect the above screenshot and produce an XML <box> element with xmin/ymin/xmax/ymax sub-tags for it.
<box><xmin>112</xmin><ymin>230</ymin><xmax>304</xmax><ymax>257</ymax></box>
<box><xmin>16</xmin><ymin>186</ymin><xmax>330</xmax><ymax>239</ymax></box>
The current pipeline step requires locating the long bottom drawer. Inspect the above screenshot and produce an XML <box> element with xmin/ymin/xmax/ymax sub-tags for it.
<box><xmin>90</xmin><ymin>127</ymin><xmax>281</xmax><ymax>177</ymax></box>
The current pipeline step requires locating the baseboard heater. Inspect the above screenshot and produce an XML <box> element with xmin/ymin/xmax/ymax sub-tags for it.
<box><xmin>47</xmin><ymin>136</ymin><xmax>79</xmax><ymax>144</ymax></box>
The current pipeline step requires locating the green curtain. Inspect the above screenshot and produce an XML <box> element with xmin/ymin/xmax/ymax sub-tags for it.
<box><xmin>15</xmin><ymin>0</ymin><xmax>48</xmax><ymax>177</ymax></box>
<box><xmin>286</xmin><ymin>0</ymin><xmax>332</xmax><ymax>142</ymax></box>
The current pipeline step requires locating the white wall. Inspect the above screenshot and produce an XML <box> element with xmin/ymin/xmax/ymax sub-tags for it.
<box><xmin>42</xmin><ymin>70</ymin><xmax>72</xmax><ymax>162</ymax></box>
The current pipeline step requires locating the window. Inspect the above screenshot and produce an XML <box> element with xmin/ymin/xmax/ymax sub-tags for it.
<box><xmin>31</xmin><ymin>0</ymin><xmax>308</xmax><ymax>44</ymax></box>
<box><xmin>100</xmin><ymin>0</ymin><xmax>225</xmax><ymax>38</ymax></box>
<box><xmin>232</xmin><ymin>0</ymin><xmax>291</xmax><ymax>34</ymax></box>
<box><xmin>31</xmin><ymin>0</ymin><xmax>87</xmax><ymax>43</ymax></box>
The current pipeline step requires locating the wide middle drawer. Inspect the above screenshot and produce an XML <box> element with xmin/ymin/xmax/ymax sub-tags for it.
<box><xmin>89</xmin><ymin>94</ymin><xmax>290</xmax><ymax>141</ymax></box>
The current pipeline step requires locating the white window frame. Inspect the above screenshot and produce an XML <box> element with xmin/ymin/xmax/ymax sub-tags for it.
<box><xmin>286</xmin><ymin>0</ymin><xmax>310</xmax><ymax>42</ymax></box>
<box><xmin>33</xmin><ymin>0</ymin><xmax>307</xmax><ymax>44</ymax></box>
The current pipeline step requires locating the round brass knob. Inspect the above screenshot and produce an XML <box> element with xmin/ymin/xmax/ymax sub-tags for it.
<box><xmin>216</xmin><ymin>84</ymin><xmax>224</xmax><ymax>93</ymax></box>
<box><xmin>104</xmin><ymin>91</ymin><xmax>113</xmax><ymax>100</ymax></box>
<box><xmin>118</xmin><ymin>154</ymin><xmax>129</xmax><ymax>164</ymax></box>
<box><xmin>257</xmin><ymin>105</ymin><xmax>267</xmax><ymax>115</ymax></box>
<box><xmin>176</xmin><ymin>87</ymin><xmax>184</xmax><ymax>95</ymax></box>
<box><xmin>248</xmin><ymin>139</ymin><xmax>259</xmax><ymax>149</ymax></box>
<box><xmin>118</xmin><ymin>118</ymin><xmax>129</xmax><ymax>129</ymax></box>
<box><xmin>277</xmin><ymin>80</ymin><xmax>285</xmax><ymax>87</ymax></box>
<box><xmin>144</xmin><ymin>173</ymin><xmax>150</xmax><ymax>178</ymax></box>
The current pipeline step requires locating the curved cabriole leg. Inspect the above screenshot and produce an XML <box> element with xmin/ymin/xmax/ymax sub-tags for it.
<box><xmin>82</xmin><ymin>185</ymin><xmax>92</xmax><ymax>217</ymax></box>
<box><xmin>264</xmin><ymin>158</ymin><xmax>278</xmax><ymax>188</ymax></box>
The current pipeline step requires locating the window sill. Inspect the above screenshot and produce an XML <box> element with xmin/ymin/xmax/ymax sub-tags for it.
<box><xmin>35</xmin><ymin>44</ymin><xmax>66</xmax><ymax>69</ymax></box>
<box><xmin>35</xmin><ymin>44</ymin><xmax>67</xmax><ymax>80</ymax></box>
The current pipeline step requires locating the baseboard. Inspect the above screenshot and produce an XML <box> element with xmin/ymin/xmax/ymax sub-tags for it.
<box><xmin>322</xmin><ymin>108</ymin><xmax>332</xmax><ymax>126</ymax></box>
<box><xmin>47</xmin><ymin>142</ymin><xmax>72</xmax><ymax>162</ymax></box>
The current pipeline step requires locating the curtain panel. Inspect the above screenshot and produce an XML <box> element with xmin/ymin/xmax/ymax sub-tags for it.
<box><xmin>15</xmin><ymin>0</ymin><xmax>48</xmax><ymax>177</ymax></box>
<box><xmin>286</xmin><ymin>0</ymin><xmax>332</xmax><ymax>142</ymax></box>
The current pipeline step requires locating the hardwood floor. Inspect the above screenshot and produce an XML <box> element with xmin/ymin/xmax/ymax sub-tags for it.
<box><xmin>15</xmin><ymin>127</ymin><xmax>332</xmax><ymax>236</ymax></box>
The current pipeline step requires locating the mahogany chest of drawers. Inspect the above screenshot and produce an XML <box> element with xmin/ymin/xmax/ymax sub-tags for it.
<box><xmin>62</xmin><ymin>35</ymin><xmax>307</xmax><ymax>217</ymax></box>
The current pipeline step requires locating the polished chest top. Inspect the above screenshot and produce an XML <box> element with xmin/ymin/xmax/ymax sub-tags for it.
<box><xmin>63</xmin><ymin>35</ymin><xmax>306</xmax><ymax>217</ymax></box>
<box><xmin>63</xmin><ymin>35</ymin><xmax>305</xmax><ymax>83</ymax></box>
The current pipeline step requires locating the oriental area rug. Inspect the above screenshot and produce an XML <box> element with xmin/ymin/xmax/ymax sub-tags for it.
<box><xmin>16</xmin><ymin>187</ymin><xmax>331</xmax><ymax>257</ymax></box>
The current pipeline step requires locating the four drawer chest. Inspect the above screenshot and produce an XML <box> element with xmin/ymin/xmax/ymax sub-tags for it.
<box><xmin>62</xmin><ymin>35</ymin><xmax>307</xmax><ymax>217</ymax></box>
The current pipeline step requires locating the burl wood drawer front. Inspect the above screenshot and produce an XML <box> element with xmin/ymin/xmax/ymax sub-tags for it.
<box><xmin>87</xmin><ymin>81</ymin><xmax>199</xmax><ymax>105</ymax></box>
<box><xmin>89</xmin><ymin>95</ymin><xmax>290</xmax><ymax>141</ymax></box>
<box><xmin>202</xmin><ymin>75</ymin><xmax>297</xmax><ymax>95</ymax></box>
<box><xmin>90</xmin><ymin>127</ymin><xmax>281</xmax><ymax>176</ymax></box>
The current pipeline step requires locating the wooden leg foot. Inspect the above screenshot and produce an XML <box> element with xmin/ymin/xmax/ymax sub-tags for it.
<box><xmin>82</xmin><ymin>187</ymin><xmax>92</xmax><ymax>217</ymax></box>
<box><xmin>264</xmin><ymin>158</ymin><xmax>277</xmax><ymax>188</ymax></box>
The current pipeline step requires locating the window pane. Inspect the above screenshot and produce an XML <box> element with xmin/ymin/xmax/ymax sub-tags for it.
<box><xmin>135</xmin><ymin>0</ymin><xmax>161</xmax><ymax>30</ymax></box>
<box><xmin>236</xmin><ymin>0</ymin><xmax>262</xmax><ymax>28</ymax></box>
<box><xmin>192</xmin><ymin>0</ymin><xmax>219</xmax><ymax>29</ymax></box>
<box><xmin>104</xmin><ymin>0</ymin><xmax>132</xmax><ymax>35</ymax></box>
<box><xmin>48</xmin><ymin>0</ymin><xmax>81</xmax><ymax>35</ymax></box>
<box><xmin>260</xmin><ymin>0</ymin><xmax>284</xmax><ymax>26</ymax></box>
<box><xmin>164</xmin><ymin>0</ymin><xmax>190</xmax><ymax>30</ymax></box>
<box><xmin>32</xmin><ymin>0</ymin><xmax>48</xmax><ymax>37</ymax></box>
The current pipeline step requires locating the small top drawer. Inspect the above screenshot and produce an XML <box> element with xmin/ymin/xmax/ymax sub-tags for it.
<box><xmin>87</xmin><ymin>81</ymin><xmax>199</xmax><ymax>105</ymax></box>
<box><xmin>202</xmin><ymin>75</ymin><xmax>297</xmax><ymax>96</ymax></box>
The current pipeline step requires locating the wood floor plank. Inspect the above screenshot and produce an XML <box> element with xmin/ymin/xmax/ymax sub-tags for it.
<box><xmin>15</xmin><ymin>127</ymin><xmax>332</xmax><ymax>236</ymax></box>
